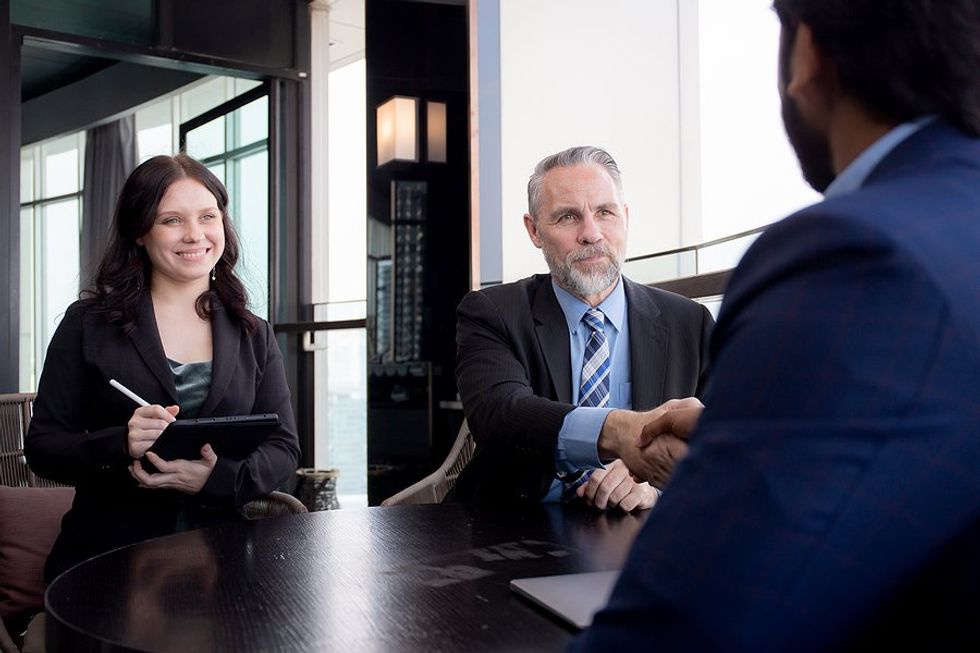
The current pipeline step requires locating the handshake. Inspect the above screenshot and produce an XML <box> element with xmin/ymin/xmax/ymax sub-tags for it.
<box><xmin>597</xmin><ymin>397</ymin><xmax>704</xmax><ymax>490</ymax></box>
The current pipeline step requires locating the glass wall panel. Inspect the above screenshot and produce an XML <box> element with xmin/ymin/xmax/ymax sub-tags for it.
<box><xmin>185</xmin><ymin>116</ymin><xmax>226</xmax><ymax>160</ymax></box>
<box><xmin>37</xmin><ymin>199</ymin><xmax>81</xmax><ymax>371</ymax></box>
<box><xmin>236</xmin><ymin>151</ymin><xmax>269</xmax><ymax>319</ymax></box>
<box><xmin>697</xmin><ymin>232</ymin><xmax>760</xmax><ymax>274</ymax></box>
<box><xmin>208</xmin><ymin>163</ymin><xmax>226</xmax><ymax>184</ymax></box>
<box><xmin>180</xmin><ymin>78</ymin><xmax>228</xmax><ymax>122</ymax></box>
<box><xmin>19</xmin><ymin>207</ymin><xmax>35</xmax><ymax>391</ymax></box>
<box><xmin>136</xmin><ymin>99</ymin><xmax>175</xmax><ymax>161</ymax></box>
<box><xmin>20</xmin><ymin>150</ymin><xmax>34</xmax><ymax>203</ymax></box>
<box><xmin>234</xmin><ymin>79</ymin><xmax>263</xmax><ymax>95</ymax></box>
<box><xmin>236</xmin><ymin>96</ymin><xmax>268</xmax><ymax>148</ymax></box>
<box><xmin>41</xmin><ymin>134</ymin><xmax>82</xmax><ymax>197</ymax></box>
<box><xmin>328</xmin><ymin>60</ymin><xmax>367</xmax><ymax>303</ymax></box>
<box><xmin>313</xmin><ymin>320</ymin><xmax>368</xmax><ymax>508</ymax></box>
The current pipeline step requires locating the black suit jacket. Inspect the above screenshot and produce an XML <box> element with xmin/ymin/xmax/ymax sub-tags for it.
<box><xmin>25</xmin><ymin>294</ymin><xmax>300</xmax><ymax>581</ymax></box>
<box><xmin>452</xmin><ymin>274</ymin><xmax>713</xmax><ymax>503</ymax></box>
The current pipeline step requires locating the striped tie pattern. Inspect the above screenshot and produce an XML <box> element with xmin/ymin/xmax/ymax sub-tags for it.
<box><xmin>578</xmin><ymin>308</ymin><xmax>610</xmax><ymax>408</ymax></box>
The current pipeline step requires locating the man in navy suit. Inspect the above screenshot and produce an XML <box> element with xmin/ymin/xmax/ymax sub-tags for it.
<box><xmin>573</xmin><ymin>0</ymin><xmax>980</xmax><ymax>649</ymax></box>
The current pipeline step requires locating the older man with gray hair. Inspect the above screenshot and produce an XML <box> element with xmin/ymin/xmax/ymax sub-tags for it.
<box><xmin>451</xmin><ymin>145</ymin><xmax>713</xmax><ymax>509</ymax></box>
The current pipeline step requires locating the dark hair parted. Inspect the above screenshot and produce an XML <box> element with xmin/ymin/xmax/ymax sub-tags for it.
<box><xmin>84</xmin><ymin>154</ymin><xmax>256</xmax><ymax>334</ymax></box>
<box><xmin>773</xmin><ymin>0</ymin><xmax>980</xmax><ymax>136</ymax></box>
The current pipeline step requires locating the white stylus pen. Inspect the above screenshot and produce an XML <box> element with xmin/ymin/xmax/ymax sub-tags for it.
<box><xmin>109</xmin><ymin>379</ymin><xmax>150</xmax><ymax>407</ymax></box>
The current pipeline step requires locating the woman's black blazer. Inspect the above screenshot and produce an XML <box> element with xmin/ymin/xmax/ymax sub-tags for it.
<box><xmin>25</xmin><ymin>293</ymin><xmax>300</xmax><ymax>580</ymax></box>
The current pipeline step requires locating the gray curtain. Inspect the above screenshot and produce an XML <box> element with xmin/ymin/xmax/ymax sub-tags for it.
<box><xmin>80</xmin><ymin>115</ymin><xmax>138</xmax><ymax>291</ymax></box>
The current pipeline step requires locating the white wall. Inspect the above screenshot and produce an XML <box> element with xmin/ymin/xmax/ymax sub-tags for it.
<box><xmin>476</xmin><ymin>0</ymin><xmax>820</xmax><ymax>284</ymax></box>
<box><xmin>496</xmin><ymin>0</ymin><xmax>684</xmax><ymax>283</ymax></box>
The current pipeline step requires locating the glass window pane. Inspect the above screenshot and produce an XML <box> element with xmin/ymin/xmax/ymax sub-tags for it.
<box><xmin>185</xmin><ymin>116</ymin><xmax>225</xmax><ymax>160</ymax></box>
<box><xmin>20</xmin><ymin>148</ymin><xmax>34</xmax><ymax>203</ymax></box>
<box><xmin>235</xmin><ymin>151</ymin><xmax>269</xmax><ymax>319</ymax></box>
<box><xmin>328</xmin><ymin>60</ymin><xmax>367</xmax><ymax>303</ymax></box>
<box><xmin>697</xmin><ymin>232</ymin><xmax>760</xmax><ymax>274</ymax></box>
<box><xmin>234</xmin><ymin>78</ymin><xmax>262</xmax><ymax>95</ymax></box>
<box><xmin>138</xmin><ymin>124</ymin><xmax>175</xmax><ymax>162</ymax></box>
<box><xmin>41</xmin><ymin>134</ymin><xmax>81</xmax><ymax>198</ymax></box>
<box><xmin>38</xmin><ymin>199</ymin><xmax>81</xmax><ymax>371</ymax></box>
<box><xmin>313</xmin><ymin>324</ymin><xmax>368</xmax><ymax>508</ymax></box>
<box><xmin>235</xmin><ymin>96</ymin><xmax>268</xmax><ymax>148</ymax></box>
<box><xmin>180</xmin><ymin>77</ymin><xmax>228</xmax><ymax>122</ymax></box>
<box><xmin>208</xmin><ymin>162</ymin><xmax>226</xmax><ymax>184</ymax></box>
<box><xmin>20</xmin><ymin>207</ymin><xmax>35</xmax><ymax>391</ymax></box>
<box><xmin>136</xmin><ymin>99</ymin><xmax>174</xmax><ymax>161</ymax></box>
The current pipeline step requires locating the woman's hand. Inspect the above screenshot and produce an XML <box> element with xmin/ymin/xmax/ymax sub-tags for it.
<box><xmin>129</xmin><ymin>444</ymin><xmax>218</xmax><ymax>495</ymax></box>
<box><xmin>127</xmin><ymin>404</ymin><xmax>180</xmax><ymax>458</ymax></box>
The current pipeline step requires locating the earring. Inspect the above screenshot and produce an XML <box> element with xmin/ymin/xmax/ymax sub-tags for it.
<box><xmin>211</xmin><ymin>267</ymin><xmax>217</xmax><ymax>282</ymax></box>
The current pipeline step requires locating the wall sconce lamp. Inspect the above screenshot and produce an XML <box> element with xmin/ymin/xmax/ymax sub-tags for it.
<box><xmin>377</xmin><ymin>95</ymin><xmax>418</xmax><ymax>166</ymax></box>
<box><xmin>376</xmin><ymin>96</ymin><xmax>448</xmax><ymax>166</ymax></box>
<box><xmin>426</xmin><ymin>101</ymin><xmax>447</xmax><ymax>163</ymax></box>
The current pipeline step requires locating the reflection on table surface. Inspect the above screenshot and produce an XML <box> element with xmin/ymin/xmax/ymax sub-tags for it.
<box><xmin>46</xmin><ymin>502</ymin><xmax>649</xmax><ymax>652</ymax></box>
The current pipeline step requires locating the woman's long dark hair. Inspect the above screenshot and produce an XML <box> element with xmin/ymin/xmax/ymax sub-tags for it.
<box><xmin>83</xmin><ymin>154</ymin><xmax>256</xmax><ymax>334</ymax></box>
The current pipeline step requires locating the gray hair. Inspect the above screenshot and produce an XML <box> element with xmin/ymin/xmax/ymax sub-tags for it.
<box><xmin>526</xmin><ymin>145</ymin><xmax>624</xmax><ymax>221</ymax></box>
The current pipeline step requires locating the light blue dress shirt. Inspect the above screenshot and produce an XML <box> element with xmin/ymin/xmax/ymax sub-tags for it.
<box><xmin>824</xmin><ymin>116</ymin><xmax>935</xmax><ymax>199</ymax></box>
<box><xmin>543</xmin><ymin>277</ymin><xmax>631</xmax><ymax>501</ymax></box>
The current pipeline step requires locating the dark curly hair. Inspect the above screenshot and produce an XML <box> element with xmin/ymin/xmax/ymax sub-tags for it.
<box><xmin>83</xmin><ymin>154</ymin><xmax>256</xmax><ymax>334</ymax></box>
<box><xmin>773</xmin><ymin>0</ymin><xmax>980</xmax><ymax>136</ymax></box>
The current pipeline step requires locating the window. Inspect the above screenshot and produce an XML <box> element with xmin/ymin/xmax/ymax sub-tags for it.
<box><xmin>20</xmin><ymin>132</ymin><xmax>85</xmax><ymax>390</ymax></box>
<box><xmin>135</xmin><ymin>76</ymin><xmax>271</xmax><ymax>318</ymax></box>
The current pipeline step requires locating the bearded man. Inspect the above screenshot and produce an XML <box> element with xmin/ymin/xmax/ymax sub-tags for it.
<box><xmin>450</xmin><ymin>145</ymin><xmax>713</xmax><ymax>509</ymax></box>
<box><xmin>572</xmin><ymin>0</ymin><xmax>980</xmax><ymax>648</ymax></box>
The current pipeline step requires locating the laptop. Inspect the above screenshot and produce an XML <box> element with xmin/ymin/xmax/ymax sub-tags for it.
<box><xmin>509</xmin><ymin>569</ymin><xmax>620</xmax><ymax>630</ymax></box>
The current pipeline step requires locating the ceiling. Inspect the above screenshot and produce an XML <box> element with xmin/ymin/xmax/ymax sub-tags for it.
<box><xmin>20</xmin><ymin>0</ymin><xmax>367</xmax><ymax>104</ymax></box>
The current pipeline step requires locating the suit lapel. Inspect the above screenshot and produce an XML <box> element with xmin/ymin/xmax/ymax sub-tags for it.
<box><xmin>128</xmin><ymin>293</ymin><xmax>179</xmax><ymax>404</ymax></box>
<box><xmin>532</xmin><ymin>278</ymin><xmax>573</xmax><ymax>403</ymax></box>
<box><xmin>625</xmin><ymin>278</ymin><xmax>668</xmax><ymax>410</ymax></box>
<box><xmin>199</xmin><ymin>304</ymin><xmax>241</xmax><ymax>416</ymax></box>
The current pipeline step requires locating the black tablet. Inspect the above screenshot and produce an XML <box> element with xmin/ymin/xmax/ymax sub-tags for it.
<box><xmin>142</xmin><ymin>413</ymin><xmax>280</xmax><ymax>472</ymax></box>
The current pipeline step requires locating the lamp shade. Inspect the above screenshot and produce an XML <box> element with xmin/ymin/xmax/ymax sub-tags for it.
<box><xmin>377</xmin><ymin>96</ymin><xmax>418</xmax><ymax>165</ymax></box>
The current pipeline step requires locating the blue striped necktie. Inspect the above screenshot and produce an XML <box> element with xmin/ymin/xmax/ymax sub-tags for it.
<box><xmin>560</xmin><ymin>308</ymin><xmax>610</xmax><ymax>501</ymax></box>
<box><xmin>578</xmin><ymin>308</ymin><xmax>610</xmax><ymax>408</ymax></box>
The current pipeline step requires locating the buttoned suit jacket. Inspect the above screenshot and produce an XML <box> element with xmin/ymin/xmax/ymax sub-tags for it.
<box><xmin>573</xmin><ymin>121</ymin><xmax>980</xmax><ymax>650</ymax></box>
<box><xmin>452</xmin><ymin>274</ymin><xmax>713</xmax><ymax>503</ymax></box>
<box><xmin>25</xmin><ymin>293</ymin><xmax>300</xmax><ymax>581</ymax></box>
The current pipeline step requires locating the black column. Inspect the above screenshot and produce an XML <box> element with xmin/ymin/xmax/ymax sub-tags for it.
<box><xmin>0</xmin><ymin>7</ymin><xmax>21</xmax><ymax>392</ymax></box>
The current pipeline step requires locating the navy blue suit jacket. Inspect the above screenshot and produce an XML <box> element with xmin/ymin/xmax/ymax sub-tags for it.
<box><xmin>573</xmin><ymin>121</ymin><xmax>980</xmax><ymax>650</ymax></box>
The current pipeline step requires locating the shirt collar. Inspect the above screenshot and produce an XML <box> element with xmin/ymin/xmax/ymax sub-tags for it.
<box><xmin>552</xmin><ymin>276</ymin><xmax>627</xmax><ymax>335</ymax></box>
<box><xmin>824</xmin><ymin>115</ymin><xmax>936</xmax><ymax>199</ymax></box>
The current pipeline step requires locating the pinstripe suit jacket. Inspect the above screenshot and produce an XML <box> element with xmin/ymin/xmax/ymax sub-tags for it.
<box><xmin>574</xmin><ymin>121</ymin><xmax>980</xmax><ymax>650</ymax></box>
<box><xmin>452</xmin><ymin>274</ymin><xmax>713</xmax><ymax>503</ymax></box>
<box><xmin>25</xmin><ymin>293</ymin><xmax>300</xmax><ymax>581</ymax></box>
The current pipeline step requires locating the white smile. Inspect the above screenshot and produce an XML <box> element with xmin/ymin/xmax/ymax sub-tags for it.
<box><xmin>176</xmin><ymin>249</ymin><xmax>210</xmax><ymax>260</ymax></box>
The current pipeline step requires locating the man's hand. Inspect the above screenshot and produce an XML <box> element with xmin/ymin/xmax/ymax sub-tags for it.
<box><xmin>129</xmin><ymin>444</ymin><xmax>218</xmax><ymax>494</ymax></box>
<box><xmin>575</xmin><ymin>459</ymin><xmax>661</xmax><ymax>512</ymax></box>
<box><xmin>639</xmin><ymin>404</ymin><xmax>704</xmax><ymax>445</ymax></box>
<box><xmin>597</xmin><ymin>398</ymin><xmax>703</xmax><ymax>488</ymax></box>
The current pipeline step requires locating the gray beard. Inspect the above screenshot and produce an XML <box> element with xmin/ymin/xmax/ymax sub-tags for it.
<box><xmin>545</xmin><ymin>243</ymin><xmax>623</xmax><ymax>299</ymax></box>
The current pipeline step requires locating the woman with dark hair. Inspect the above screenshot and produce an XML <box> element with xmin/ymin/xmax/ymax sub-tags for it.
<box><xmin>25</xmin><ymin>154</ymin><xmax>300</xmax><ymax>583</ymax></box>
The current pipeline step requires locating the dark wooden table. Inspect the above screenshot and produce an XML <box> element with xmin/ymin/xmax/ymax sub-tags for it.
<box><xmin>45</xmin><ymin>502</ymin><xmax>648</xmax><ymax>652</ymax></box>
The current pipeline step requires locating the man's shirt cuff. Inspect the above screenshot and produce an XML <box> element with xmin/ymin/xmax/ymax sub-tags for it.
<box><xmin>555</xmin><ymin>407</ymin><xmax>613</xmax><ymax>473</ymax></box>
